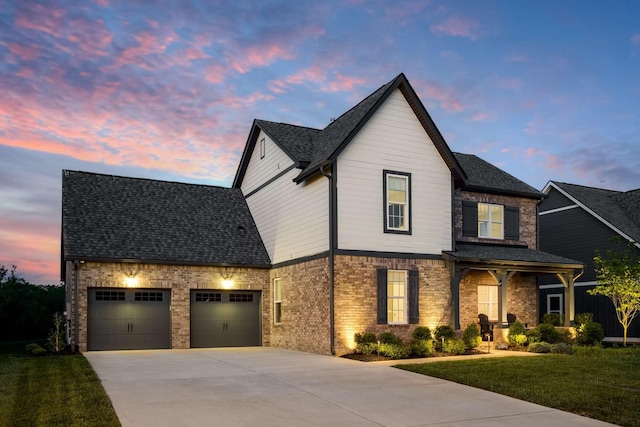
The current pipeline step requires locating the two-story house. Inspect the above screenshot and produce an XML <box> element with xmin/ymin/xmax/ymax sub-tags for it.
<box><xmin>62</xmin><ymin>73</ymin><xmax>583</xmax><ymax>355</ymax></box>
<box><xmin>539</xmin><ymin>181</ymin><xmax>640</xmax><ymax>341</ymax></box>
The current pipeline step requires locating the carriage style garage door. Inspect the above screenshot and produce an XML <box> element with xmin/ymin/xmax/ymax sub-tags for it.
<box><xmin>190</xmin><ymin>290</ymin><xmax>261</xmax><ymax>348</ymax></box>
<box><xmin>87</xmin><ymin>288</ymin><xmax>171</xmax><ymax>351</ymax></box>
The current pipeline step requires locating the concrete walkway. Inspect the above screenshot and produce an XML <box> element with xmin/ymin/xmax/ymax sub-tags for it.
<box><xmin>86</xmin><ymin>347</ymin><xmax>613</xmax><ymax>427</ymax></box>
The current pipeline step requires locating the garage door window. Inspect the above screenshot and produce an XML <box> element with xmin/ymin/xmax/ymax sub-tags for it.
<box><xmin>135</xmin><ymin>292</ymin><xmax>164</xmax><ymax>301</ymax></box>
<box><xmin>195</xmin><ymin>292</ymin><xmax>222</xmax><ymax>302</ymax></box>
<box><xmin>230</xmin><ymin>293</ymin><xmax>254</xmax><ymax>302</ymax></box>
<box><xmin>95</xmin><ymin>291</ymin><xmax>125</xmax><ymax>301</ymax></box>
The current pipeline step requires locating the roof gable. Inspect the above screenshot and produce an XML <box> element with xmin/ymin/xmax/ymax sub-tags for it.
<box><xmin>545</xmin><ymin>181</ymin><xmax>640</xmax><ymax>245</ymax></box>
<box><xmin>63</xmin><ymin>171</ymin><xmax>271</xmax><ymax>268</ymax></box>
<box><xmin>233</xmin><ymin>73</ymin><xmax>467</xmax><ymax>188</ymax></box>
<box><xmin>454</xmin><ymin>153</ymin><xmax>544</xmax><ymax>199</ymax></box>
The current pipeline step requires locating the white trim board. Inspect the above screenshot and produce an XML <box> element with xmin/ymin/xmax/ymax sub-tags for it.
<box><xmin>539</xmin><ymin>281</ymin><xmax>598</xmax><ymax>289</ymax></box>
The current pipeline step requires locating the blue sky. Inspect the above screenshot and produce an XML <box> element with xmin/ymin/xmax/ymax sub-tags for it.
<box><xmin>1</xmin><ymin>0</ymin><xmax>639</xmax><ymax>284</ymax></box>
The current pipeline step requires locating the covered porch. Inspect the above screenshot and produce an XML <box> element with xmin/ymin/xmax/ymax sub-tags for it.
<box><xmin>444</xmin><ymin>244</ymin><xmax>584</xmax><ymax>338</ymax></box>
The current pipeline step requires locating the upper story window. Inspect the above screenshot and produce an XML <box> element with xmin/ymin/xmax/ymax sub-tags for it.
<box><xmin>478</xmin><ymin>203</ymin><xmax>503</xmax><ymax>239</ymax></box>
<box><xmin>259</xmin><ymin>138</ymin><xmax>266</xmax><ymax>159</ymax></box>
<box><xmin>462</xmin><ymin>201</ymin><xmax>519</xmax><ymax>241</ymax></box>
<box><xmin>384</xmin><ymin>170</ymin><xmax>411</xmax><ymax>234</ymax></box>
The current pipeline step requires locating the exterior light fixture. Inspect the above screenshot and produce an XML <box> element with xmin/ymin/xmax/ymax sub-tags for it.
<box><xmin>221</xmin><ymin>269</ymin><xmax>234</xmax><ymax>289</ymax></box>
<box><xmin>124</xmin><ymin>272</ymin><xmax>138</xmax><ymax>287</ymax></box>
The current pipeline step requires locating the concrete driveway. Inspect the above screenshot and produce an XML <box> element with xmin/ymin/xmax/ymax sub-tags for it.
<box><xmin>86</xmin><ymin>347</ymin><xmax>612</xmax><ymax>427</ymax></box>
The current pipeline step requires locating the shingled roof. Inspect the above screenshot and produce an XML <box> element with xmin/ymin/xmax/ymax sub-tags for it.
<box><xmin>62</xmin><ymin>171</ymin><xmax>270</xmax><ymax>277</ymax></box>
<box><xmin>233</xmin><ymin>73</ymin><xmax>466</xmax><ymax>188</ymax></box>
<box><xmin>444</xmin><ymin>243</ymin><xmax>584</xmax><ymax>268</ymax></box>
<box><xmin>454</xmin><ymin>153</ymin><xmax>544</xmax><ymax>199</ymax></box>
<box><xmin>548</xmin><ymin>182</ymin><xmax>640</xmax><ymax>244</ymax></box>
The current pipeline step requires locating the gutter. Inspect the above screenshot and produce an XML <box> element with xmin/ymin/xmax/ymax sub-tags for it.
<box><xmin>73</xmin><ymin>260</ymin><xmax>79</xmax><ymax>353</ymax></box>
<box><xmin>320</xmin><ymin>164</ymin><xmax>336</xmax><ymax>356</ymax></box>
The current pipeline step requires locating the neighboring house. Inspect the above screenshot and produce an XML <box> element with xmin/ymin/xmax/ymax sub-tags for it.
<box><xmin>539</xmin><ymin>181</ymin><xmax>640</xmax><ymax>340</ymax></box>
<box><xmin>62</xmin><ymin>73</ymin><xmax>583</xmax><ymax>355</ymax></box>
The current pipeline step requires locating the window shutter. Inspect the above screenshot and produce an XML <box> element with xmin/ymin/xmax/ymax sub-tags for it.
<box><xmin>462</xmin><ymin>201</ymin><xmax>478</xmax><ymax>237</ymax></box>
<box><xmin>377</xmin><ymin>268</ymin><xmax>387</xmax><ymax>324</ymax></box>
<box><xmin>504</xmin><ymin>206</ymin><xmax>520</xmax><ymax>240</ymax></box>
<box><xmin>408</xmin><ymin>270</ymin><xmax>419</xmax><ymax>324</ymax></box>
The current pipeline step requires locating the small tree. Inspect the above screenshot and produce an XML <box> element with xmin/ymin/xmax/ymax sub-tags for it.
<box><xmin>48</xmin><ymin>312</ymin><xmax>67</xmax><ymax>353</ymax></box>
<box><xmin>589</xmin><ymin>238</ymin><xmax>640</xmax><ymax>346</ymax></box>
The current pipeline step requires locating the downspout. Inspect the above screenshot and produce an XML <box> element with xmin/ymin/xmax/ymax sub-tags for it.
<box><xmin>320</xmin><ymin>165</ymin><xmax>336</xmax><ymax>355</ymax></box>
<box><xmin>73</xmin><ymin>260</ymin><xmax>79</xmax><ymax>353</ymax></box>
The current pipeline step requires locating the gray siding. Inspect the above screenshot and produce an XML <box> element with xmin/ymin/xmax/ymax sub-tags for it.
<box><xmin>540</xmin><ymin>187</ymin><xmax>575</xmax><ymax>212</ymax></box>
<box><xmin>539</xmin><ymin>205</ymin><xmax>619</xmax><ymax>284</ymax></box>
<box><xmin>539</xmin><ymin>286</ymin><xmax>640</xmax><ymax>338</ymax></box>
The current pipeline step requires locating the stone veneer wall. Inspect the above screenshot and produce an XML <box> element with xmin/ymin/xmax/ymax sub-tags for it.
<box><xmin>333</xmin><ymin>255</ymin><xmax>452</xmax><ymax>356</ymax></box>
<box><xmin>269</xmin><ymin>257</ymin><xmax>331</xmax><ymax>355</ymax></box>
<box><xmin>459</xmin><ymin>270</ymin><xmax>538</xmax><ymax>339</ymax></box>
<box><xmin>455</xmin><ymin>190</ymin><xmax>539</xmax><ymax>249</ymax></box>
<box><xmin>71</xmin><ymin>261</ymin><xmax>269</xmax><ymax>352</ymax></box>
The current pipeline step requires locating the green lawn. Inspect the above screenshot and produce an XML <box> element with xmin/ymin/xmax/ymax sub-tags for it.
<box><xmin>397</xmin><ymin>346</ymin><xmax>640</xmax><ymax>427</ymax></box>
<box><xmin>0</xmin><ymin>342</ymin><xmax>120</xmax><ymax>427</ymax></box>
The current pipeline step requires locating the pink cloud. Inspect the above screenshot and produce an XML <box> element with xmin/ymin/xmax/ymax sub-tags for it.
<box><xmin>205</xmin><ymin>65</ymin><xmax>226</xmax><ymax>83</ymax></box>
<box><xmin>14</xmin><ymin>3</ymin><xmax>66</xmax><ymax>38</ymax></box>
<box><xmin>323</xmin><ymin>73</ymin><xmax>365</xmax><ymax>93</ymax></box>
<box><xmin>417</xmin><ymin>79</ymin><xmax>465</xmax><ymax>112</ymax></box>
<box><xmin>506</xmin><ymin>54</ymin><xmax>529</xmax><ymax>63</ymax></box>
<box><xmin>7</xmin><ymin>43</ymin><xmax>40</xmax><ymax>60</ymax></box>
<box><xmin>631</xmin><ymin>33</ymin><xmax>640</xmax><ymax>46</ymax></box>
<box><xmin>229</xmin><ymin>44</ymin><xmax>297</xmax><ymax>74</ymax></box>
<box><xmin>66</xmin><ymin>17</ymin><xmax>113</xmax><ymax>57</ymax></box>
<box><xmin>431</xmin><ymin>16</ymin><xmax>480</xmax><ymax>41</ymax></box>
<box><xmin>470</xmin><ymin>112</ymin><xmax>490</xmax><ymax>122</ymax></box>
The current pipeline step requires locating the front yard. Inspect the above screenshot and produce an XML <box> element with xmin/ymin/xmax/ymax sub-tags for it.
<box><xmin>0</xmin><ymin>342</ymin><xmax>120</xmax><ymax>427</ymax></box>
<box><xmin>397</xmin><ymin>346</ymin><xmax>640</xmax><ymax>427</ymax></box>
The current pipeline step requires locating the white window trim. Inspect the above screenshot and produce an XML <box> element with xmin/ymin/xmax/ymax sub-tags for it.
<box><xmin>478</xmin><ymin>203</ymin><xmax>504</xmax><ymax>239</ymax></box>
<box><xmin>273</xmin><ymin>278</ymin><xmax>282</xmax><ymax>324</ymax></box>
<box><xmin>387</xmin><ymin>270</ymin><xmax>408</xmax><ymax>325</ymax></box>
<box><xmin>260</xmin><ymin>138</ymin><xmax>265</xmax><ymax>159</ymax></box>
<box><xmin>547</xmin><ymin>293</ymin><xmax>563</xmax><ymax>315</ymax></box>
<box><xmin>478</xmin><ymin>285</ymin><xmax>499</xmax><ymax>321</ymax></box>
<box><xmin>385</xmin><ymin>172</ymin><xmax>410</xmax><ymax>233</ymax></box>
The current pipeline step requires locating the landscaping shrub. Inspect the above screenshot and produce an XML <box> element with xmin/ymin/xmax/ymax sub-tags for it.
<box><xmin>410</xmin><ymin>338</ymin><xmax>434</xmax><ymax>357</ymax></box>
<box><xmin>25</xmin><ymin>343</ymin><xmax>47</xmax><ymax>356</ymax></box>
<box><xmin>576</xmin><ymin>321</ymin><xmax>604</xmax><ymax>346</ymax></box>
<box><xmin>412</xmin><ymin>326</ymin><xmax>432</xmax><ymax>341</ymax></box>
<box><xmin>462</xmin><ymin>323</ymin><xmax>481</xmax><ymax>350</ymax></box>
<box><xmin>551</xmin><ymin>343</ymin><xmax>573</xmax><ymax>354</ymax></box>
<box><xmin>574</xmin><ymin>312</ymin><xmax>594</xmax><ymax>327</ymax></box>
<box><xmin>434</xmin><ymin>325</ymin><xmax>455</xmax><ymax>340</ymax></box>
<box><xmin>530</xmin><ymin>323</ymin><xmax>562</xmax><ymax>344</ymax></box>
<box><xmin>528</xmin><ymin>341</ymin><xmax>551</xmax><ymax>353</ymax></box>
<box><xmin>354</xmin><ymin>331</ymin><xmax>377</xmax><ymax>344</ymax></box>
<box><xmin>354</xmin><ymin>331</ymin><xmax>378</xmax><ymax>354</ymax></box>
<box><xmin>378</xmin><ymin>343</ymin><xmax>411</xmax><ymax>359</ymax></box>
<box><xmin>508</xmin><ymin>320</ymin><xmax>527</xmax><ymax>347</ymax></box>
<box><xmin>442</xmin><ymin>338</ymin><xmax>466</xmax><ymax>355</ymax></box>
<box><xmin>379</xmin><ymin>331</ymin><xmax>402</xmax><ymax>345</ymax></box>
<box><xmin>542</xmin><ymin>313</ymin><xmax>562</xmax><ymax>326</ymax></box>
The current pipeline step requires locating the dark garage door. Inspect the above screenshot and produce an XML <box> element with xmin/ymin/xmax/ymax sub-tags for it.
<box><xmin>88</xmin><ymin>288</ymin><xmax>171</xmax><ymax>351</ymax></box>
<box><xmin>190</xmin><ymin>290</ymin><xmax>261</xmax><ymax>348</ymax></box>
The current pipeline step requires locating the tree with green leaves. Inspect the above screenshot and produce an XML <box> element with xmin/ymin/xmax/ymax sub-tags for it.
<box><xmin>589</xmin><ymin>238</ymin><xmax>640</xmax><ymax>346</ymax></box>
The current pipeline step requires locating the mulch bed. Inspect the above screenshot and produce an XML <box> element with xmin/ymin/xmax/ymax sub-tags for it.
<box><xmin>341</xmin><ymin>349</ymin><xmax>487</xmax><ymax>362</ymax></box>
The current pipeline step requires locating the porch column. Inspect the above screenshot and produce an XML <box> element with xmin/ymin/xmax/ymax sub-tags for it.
<box><xmin>557</xmin><ymin>272</ymin><xmax>575</xmax><ymax>326</ymax></box>
<box><xmin>489</xmin><ymin>269</ymin><xmax>516</xmax><ymax>328</ymax></box>
<box><xmin>449</xmin><ymin>263</ymin><xmax>470</xmax><ymax>330</ymax></box>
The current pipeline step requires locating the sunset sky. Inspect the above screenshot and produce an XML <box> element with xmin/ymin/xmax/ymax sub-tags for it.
<box><xmin>1</xmin><ymin>0</ymin><xmax>639</xmax><ymax>285</ymax></box>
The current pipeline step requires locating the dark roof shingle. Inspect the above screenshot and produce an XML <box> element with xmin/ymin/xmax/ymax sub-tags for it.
<box><xmin>444</xmin><ymin>243</ymin><xmax>583</xmax><ymax>267</ymax></box>
<box><xmin>62</xmin><ymin>171</ymin><xmax>270</xmax><ymax>267</ymax></box>
<box><xmin>454</xmin><ymin>153</ymin><xmax>543</xmax><ymax>198</ymax></box>
<box><xmin>552</xmin><ymin>182</ymin><xmax>640</xmax><ymax>243</ymax></box>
